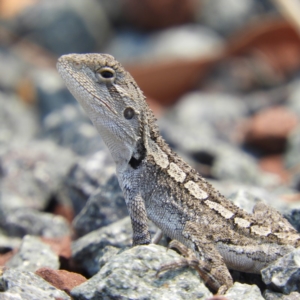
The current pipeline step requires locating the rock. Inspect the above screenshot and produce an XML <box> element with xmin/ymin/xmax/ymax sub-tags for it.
<box><xmin>0</xmin><ymin>268</ymin><xmax>70</xmax><ymax>299</ymax></box>
<box><xmin>0</xmin><ymin>92</ymin><xmax>38</xmax><ymax>147</ymax></box>
<box><xmin>41</xmin><ymin>236</ymin><xmax>72</xmax><ymax>259</ymax></box>
<box><xmin>0</xmin><ymin>140</ymin><xmax>75</xmax><ymax>211</ymax></box>
<box><xmin>211</xmin><ymin>146</ymin><xmax>276</xmax><ymax>186</ymax></box>
<box><xmin>71</xmin><ymin>244</ymin><xmax>212</xmax><ymax>300</ymax></box>
<box><xmin>123</xmin><ymin>0</ymin><xmax>196</xmax><ymax>30</ymax></box>
<box><xmin>6</xmin><ymin>0</ymin><xmax>111</xmax><ymax>56</ymax></box>
<box><xmin>259</xmin><ymin>155</ymin><xmax>290</xmax><ymax>183</ymax></box>
<box><xmin>72</xmin><ymin>217</ymin><xmax>132</xmax><ymax>276</ymax></box>
<box><xmin>35</xmin><ymin>267</ymin><xmax>86</xmax><ymax>295</ymax></box>
<box><xmin>161</xmin><ymin>92</ymin><xmax>247</xmax><ymax>145</ymax></box>
<box><xmin>72</xmin><ymin>175</ymin><xmax>127</xmax><ymax>237</ymax></box>
<box><xmin>264</xmin><ymin>289</ymin><xmax>300</xmax><ymax>300</ymax></box>
<box><xmin>6</xmin><ymin>235</ymin><xmax>59</xmax><ymax>272</ymax></box>
<box><xmin>72</xmin><ymin>216</ymin><xmax>167</xmax><ymax>277</ymax></box>
<box><xmin>285</xmin><ymin>125</ymin><xmax>300</xmax><ymax>190</ymax></box>
<box><xmin>59</xmin><ymin>153</ymin><xmax>115</xmax><ymax>215</ymax></box>
<box><xmin>196</xmin><ymin>0</ymin><xmax>261</xmax><ymax>36</ymax></box>
<box><xmin>287</xmin><ymin>79</ymin><xmax>300</xmax><ymax>118</ymax></box>
<box><xmin>245</xmin><ymin>106</ymin><xmax>299</xmax><ymax>153</ymax></box>
<box><xmin>0</xmin><ymin>51</ymin><xmax>27</xmax><ymax>91</ymax></box>
<box><xmin>261</xmin><ymin>249</ymin><xmax>300</xmax><ymax>294</ymax></box>
<box><xmin>224</xmin><ymin>282</ymin><xmax>264</xmax><ymax>300</ymax></box>
<box><xmin>42</xmin><ymin>104</ymin><xmax>107</xmax><ymax>156</ymax></box>
<box><xmin>0</xmin><ymin>236</ymin><xmax>21</xmax><ymax>253</ymax></box>
<box><xmin>0</xmin><ymin>208</ymin><xmax>70</xmax><ymax>238</ymax></box>
<box><xmin>146</xmin><ymin>24</ymin><xmax>222</xmax><ymax>61</ymax></box>
<box><xmin>284</xmin><ymin>208</ymin><xmax>300</xmax><ymax>233</ymax></box>
<box><xmin>33</xmin><ymin>70</ymin><xmax>76</xmax><ymax>119</ymax></box>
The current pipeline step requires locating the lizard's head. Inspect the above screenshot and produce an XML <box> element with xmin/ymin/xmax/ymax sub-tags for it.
<box><xmin>57</xmin><ymin>53</ymin><xmax>156</xmax><ymax>168</ymax></box>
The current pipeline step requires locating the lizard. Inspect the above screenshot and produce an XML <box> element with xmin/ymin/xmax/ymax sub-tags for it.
<box><xmin>57</xmin><ymin>53</ymin><xmax>300</xmax><ymax>294</ymax></box>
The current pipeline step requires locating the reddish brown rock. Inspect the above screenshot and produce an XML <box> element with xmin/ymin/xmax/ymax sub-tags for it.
<box><xmin>245</xmin><ymin>106</ymin><xmax>298</xmax><ymax>153</ymax></box>
<box><xmin>259</xmin><ymin>154</ymin><xmax>290</xmax><ymax>183</ymax></box>
<box><xmin>36</xmin><ymin>267</ymin><xmax>87</xmax><ymax>295</ymax></box>
<box><xmin>41</xmin><ymin>236</ymin><xmax>71</xmax><ymax>259</ymax></box>
<box><xmin>53</xmin><ymin>204</ymin><xmax>74</xmax><ymax>223</ymax></box>
<box><xmin>124</xmin><ymin>0</ymin><xmax>196</xmax><ymax>30</ymax></box>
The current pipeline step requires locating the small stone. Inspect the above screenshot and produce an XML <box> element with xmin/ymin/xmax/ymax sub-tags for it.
<box><xmin>0</xmin><ymin>208</ymin><xmax>70</xmax><ymax>238</ymax></box>
<box><xmin>35</xmin><ymin>267</ymin><xmax>86</xmax><ymax>295</ymax></box>
<box><xmin>71</xmin><ymin>244</ymin><xmax>212</xmax><ymax>300</ymax></box>
<box><xmin>6</xmin><ymin>235</ymin><xmax>59</xmax><ymax>272</ymax></box>
<box><xmin>72</xmin><ymin>175</ymin><xmax>127</xmax><ymax>237</ymax></box>
<box><xmin>224</xmin><ymin>282</ymin><xmax>264</xmax><ymax>300</ymax></box>
<box><xmin>245</xmin><ymin>106</ymin><xmax>299</xmax><ymax>153</ymax></box>
<box><xmin>58</xmin><ymin>152</ymin><xmax>115</xmax><ymax>215</ymax></box>
<box><xmin>264</xmin><ymin>289</ymin><xmax>300</xmax><ymax>300</ymax></box>
<box><xmin>0</xmin><ymin>268</ymin><xmax>70</xmax><ymax>299</ymax></box>
<box><xmin>259</xmin><ymin>155</ymin><xmax>290</xmax><ymax>183</ymax></box>
<box><xmin>41</xmin><ymin>236</ymin><xmax>72</xmax><ymax>259</ymax></box>
<box><xmin>0</xmin><ymin>140</ymin><xmax>75</xmax><ymax>211</ymax></box>
<box><xmin>261</xmin><ymin>249</ymin><xmax>300</xmax><ymax>294</ymax></box>
<box><xmin>72</xmin><ymin>217</ymin><xmax>132</xmax><ymax>276</ymax></box>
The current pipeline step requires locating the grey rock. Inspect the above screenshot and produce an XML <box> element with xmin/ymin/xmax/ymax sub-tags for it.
<box><xmin>196</xmin><ymin>0</ymin><xmax>259</xmax><ymax>36</ymax></box>
<box><xmin>105</xmin><ymin>24</ymin><xmax>222</xmax><ymax>63</ymax></box>
<box><xmin>224</xmin><ymin>282</ymin><xmax>264</xmax><ymax>300</ymax></box>
<box><xmin>285</xmin><ymin>125</ymin><xmax>300</xmax><ymax>169</ymax></box>
<box><xmin>59</xmin><ymin>151</ymin><xmax>114</xmax><ymax>215</ymax></box>
<box><xmin>72</xmin><ymin>217</ymin><xmax>167</xmax><ymax>277</ymax></box>
<box><xmin>0</xmin><ymin>140</ymin><xmax>75</xmax><ymax>211</ymax></box>
<box><xmin>33</xmin><ymin>70</ymin><xmax>76</xmax><ymax>119</ymax></box>
<box><xmin>6</xmin><ymin>235</ymin><xmax>59</xmax><ymax>272</ymax></box>
<box><xmin>71</xmin><ymin>244</ymin><xmax>212</xmax><ymax>300</ymax></box>
<box><xmin>0</xmin><ymin>208</ymin><xmax>70</xmax><ymax>238</ymax></box>
<box><xmin>264</xmin><ymin>289</ymin><xmax>300</xmax><ymax>300</ymax></box>
<box><xmin>261</xmin><ymin>249</ymin><xmax>300</xmax><ymax>294</ymax></box>
<box><xmin>284</xmin><ymin>209</ymin><xmax>300</xmax><ymax>233</ymax></box>
<box><xmin>211</xmin><ymin>146</ymin><xmax>276</xmax><ymax>185</ymax></box>
<box><xmin>145</xmin><ymin>24</ymin><xmax>222</xmax><ymax>61</ymax></box>
<box><xmin>0</xmin><ymin>268</ymin><xmax>70</xmax><ymax>299</ymax></box>
<box><xmin>73</xmin><ymin>175</ymin><xmax>128</xmax><ymax>237</ymax></box>
<box><xmin>0</xmin><ymin>235</ymin><xmax>21</xmax><ymax>253</ymax></box>
<box><xmin>72</xmin><ymin>217</ymin><xmax>133</xmax><ymax>276</ymax></box>
<box><xmin>7</xmin><ymin>0</ymin><xmax>111</xmax><ymax>56</ymax></box>
<box><xmin>228</xmin><ymin>189</ymin><xmax>265</xmax><ymax>214</ymax></box>
<box><xmin>285</xmin><ymin>126</ymin><xmax>300</xmax><ymax>191</ymax></box>
<box><xmin>161</xmin><ymin>92</ymin><xmax>247</xmax><ymax>145</ymax></box>
<box><xmin>0</xmin><ymin>51</ymin><xmax>26</xmax><ymax>91</ymax></box>
<box><xmin>43</xmin><ymin>104</ymin><xmax>106</xmax><ymax>155</ymax></box>
<box><xmin>0</xmin><ymin>92</ymin><xmax>38</xmax><ymax>147</ymax></box>
<box><xmin>287</xmin><ymin>79</ymin><xmax>300</xmax><ymax>118</ymax></box>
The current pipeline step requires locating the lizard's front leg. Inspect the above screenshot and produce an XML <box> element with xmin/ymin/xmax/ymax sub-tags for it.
<box><xmin>126</xmin><ymin>193</ymin><xmax>151</xmax><ymax>246</ymax></box>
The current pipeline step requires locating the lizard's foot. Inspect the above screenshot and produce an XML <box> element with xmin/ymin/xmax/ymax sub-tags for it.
<box><xmin>156</xmin><ymin>240</ymin><xmax>228</xmax><ymax>294</ymax></box>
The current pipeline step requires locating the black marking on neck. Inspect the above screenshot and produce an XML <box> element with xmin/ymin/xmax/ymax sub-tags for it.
<box><xmin>129</xmin><ymin>138</ymin><xmax>146</xmax><ymax>169</ymax></box>
<box><xmin>129</xmin><ymin>156</ymin><xmax>141</xmax><ymax>169</ymax></box>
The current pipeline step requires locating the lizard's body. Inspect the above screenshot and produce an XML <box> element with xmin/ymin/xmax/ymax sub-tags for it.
<box><xmin>57</xmin><ymin>53</ymin><xmax>300</xmax><ymax>293</ymax></box>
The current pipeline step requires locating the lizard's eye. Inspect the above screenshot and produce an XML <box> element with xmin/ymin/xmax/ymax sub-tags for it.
<box><xmin>96</xmin><ymin>67</ymin><xmax>116</xmax><ymax>82</ymax></box>
<box><xmin>124</xmin><ymin>107</ymin><xmax>135</xmax><ymax>120</ymax></box>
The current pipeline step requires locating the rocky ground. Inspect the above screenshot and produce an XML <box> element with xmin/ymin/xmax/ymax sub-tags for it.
<box><xmin>0</xmin><ymin>0</ymin><xmax>300</xmax><ymax>299</ymax></box>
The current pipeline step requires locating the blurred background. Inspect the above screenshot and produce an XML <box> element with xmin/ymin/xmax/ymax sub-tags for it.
<box><xmin>0</xmin><ymin>0</ymin><xmax>300</xmax><ymax>256</ymax></box>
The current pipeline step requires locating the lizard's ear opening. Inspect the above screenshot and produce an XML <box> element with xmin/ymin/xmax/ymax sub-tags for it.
<box><xmin>96</xmin><ymin>67</ymin><xmax>116</xmax><ymax>83</ymax></box>
<box><xmin>124</xmin><ymin>107</ymin><xmax>135</xmax><ymax>120</ymax></box>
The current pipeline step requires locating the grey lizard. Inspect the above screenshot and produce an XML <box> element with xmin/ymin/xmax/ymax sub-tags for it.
<box><xmin>57</xmin><ymin>53</ymin><xmax>300</xmax><ymax>294</ymax></box>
